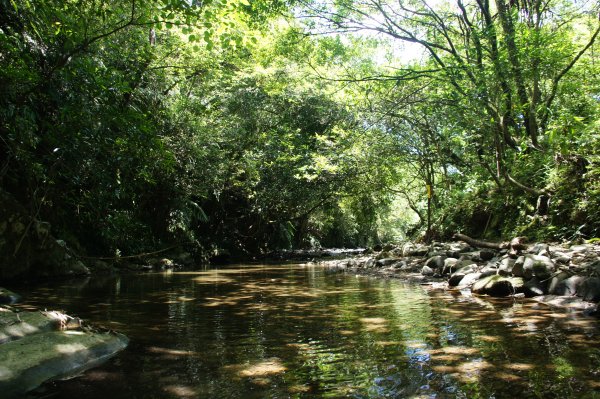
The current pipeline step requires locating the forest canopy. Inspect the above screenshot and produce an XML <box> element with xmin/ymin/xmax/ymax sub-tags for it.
<box><xmin>1</xmin><ymin>0</ymin><xmax>599</xmax><ymax>262</ymax></box>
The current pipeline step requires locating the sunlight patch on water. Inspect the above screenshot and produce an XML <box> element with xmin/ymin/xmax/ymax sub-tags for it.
<box><xmin>224</xmin><ymin>357</ymin><xmax>287</xmax><ymax>378</ymax></box>
<box><xmin>163</xmin><ymin>384</ymin><xmax>196</xmax><ymax>397</ymax></box>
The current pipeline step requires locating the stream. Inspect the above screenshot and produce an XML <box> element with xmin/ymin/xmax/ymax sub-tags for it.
<box><xmin>15</xmin><ymin>264</ymin><xmax>600</xmax><ymax>398</ymax></box>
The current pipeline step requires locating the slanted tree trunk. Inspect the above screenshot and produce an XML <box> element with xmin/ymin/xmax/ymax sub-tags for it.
<box><xmin>453</xmin><ymin>233</ymin><xmax>528</xmax><ymax>254</ymax></box>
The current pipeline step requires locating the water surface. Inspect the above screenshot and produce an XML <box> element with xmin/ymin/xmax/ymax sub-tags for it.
<box><xmin>16</xmin><ymin>264</ymin><xmax>600</xmax><ymax>398</ymax></box>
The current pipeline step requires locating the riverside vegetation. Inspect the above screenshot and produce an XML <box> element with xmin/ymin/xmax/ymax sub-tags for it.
<box><xmin>1</xmin><ymin>0</ymin><xmax>600</xmax><ymax>276</ymax></box>
<box><xmin>1</xmin><ymin>0</ymin><xmax>600</xmax><ymax>396</ymax></box>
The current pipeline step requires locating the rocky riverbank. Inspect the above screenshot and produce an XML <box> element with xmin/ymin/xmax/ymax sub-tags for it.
<box><xmin>317</xmin><ymin>240</ymin><xmax>600</xmax><ymax>312</ymax></box>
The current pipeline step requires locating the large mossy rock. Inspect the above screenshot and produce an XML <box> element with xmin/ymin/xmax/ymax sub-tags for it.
<box><xmin>0</xmin><ymin>310</ymin><xmax>61</xmax><ymax>344</ymax></box>
<box><xmin>472</xmin><ymin>275</ymin><xmax>525</xmax><ymax>297</ymax></box>
<box><xmin>0</xmin><ymin>330</ymin><xmax>128</xmax><ymax>398</ymax></box>
<box><xmin>0</xmin><ymin>306</ymin><xmax>128</xmax><ymax>398</ymax></box>
<box><xmin>0</xmin><ymin>190</ymin><xmax>90</xmax><ymax>280</ymax></box>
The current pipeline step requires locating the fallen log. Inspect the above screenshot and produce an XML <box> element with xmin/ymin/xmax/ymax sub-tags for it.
<box><xmin>453</xmin><ymin>233</ymin><xmax>527</xmax><ymax>254</ymax></box>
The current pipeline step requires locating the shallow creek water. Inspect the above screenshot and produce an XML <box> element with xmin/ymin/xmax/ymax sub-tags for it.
<box><xmin>15</xmin><ymin>264</ymin><xmax>600</xmax><ymax>398</ymax></box>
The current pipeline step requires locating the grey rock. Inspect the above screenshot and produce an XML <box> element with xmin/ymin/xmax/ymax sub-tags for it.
<box><xmin>479</xmin><ymin>264</ymin><xmax>498</xmax><ymax>278</ymax></box>
<box><xmin>442</xmin><ymin>258</ymin><xmax>459</xmax><ymax>275</ymax></box>
<box><xmin>425</xmin><ymin>255</ymin><xmax>446</xmax><ymax>270</ymax></box>
<box><xmin>457</xmin><ymin>272</ymin><xmax>482</xmax><ymax>288</ymax></box>
<box><xmin>427</xmin><ymin>251</ymin><xmax>447</xmax><ymax>258</ymax></box>
<box><xmin>455</xmin><ymin>259</ymin><xmax>477</xmax><ymax>269</ymax></box>
<box><xmin>548</xmin><ymin>271</ymin><xmax>571</xmax><ymax>294</ymax></box>
<box><xmin>68</xmin><ymin>260</ymin><xmax>90</xmax><ymax>275</ymax></box>
<box><xmin>460</xmin><ymin>252</ymin><xmax>479</xmax><ymax>262</ymax></box>
<box><xmin>392</xmin><ymin>260</ymin><xmax>407</xmax><ymax>269</ymax></box>
<box><xmin>479</xmin><ymin>249</ymin><xmax>496</xmax><ymax>261</ymax></box>
<box><xmin>448</xmin><ymin>264</ymin><xmax>479</xmax><ymax>286</ymax></box>
<box><xmin>498</xmin><ymin>258</ymin><xmax>516</xmax><ymax>276</ymax></box>
<box><xmin>455</xmin><ymin>264</ymin><xmax>478</xmax><ymax>275</ymax></box>
<box><xmin>584</xmin><ymin>260</ymin><xmax>600</xmax><ymax>275</ymax></box>
<box><xmin>528</xmin><ymin>243</ymin><xmax>549</xmax><ymax>255</ymax></box>
<box><xmin>524</xmin><ymin>277</ymin><xmax>547</xmax><ymax>297</ymax></box>
<box><xmin>412</xmin><ymin>246</ymin><xmax>430</xmax><ymax>257</ymax></box>
<box><xmin>552</xmin><ymin>252</ymin><xmax>572</xmax><ymax>264</ymax></box>
<box><xmin>400</xmin><ymin>262</ymin><xmax>419</xmax><ymax>272</ymax></box>
<box><xmin>512</xmin><ymin>256</ymin><xmax>525</xmax><ymax>277</ymax></box>
<box><xmin>376</xmin><ymin>258</ymin><xmax>398</xmax><ymax>267</ymax></box>
<box><xmin>579</xmin><ymin>277</ymin><xmax>600</xmax><ymax>302</ymax></box>
<box><xmin>472</xmin><ymin>275</ymin><xmax>525</xmax><ymax>297</ymax></box>
<box><xmin>449</xmin><ymin>242</ymin><xmax>471</xmax><ymax>254</ymax></box>
<box><xmin>421</xmin><ymin>266</ymin><xmax>435</xmax><ymax>276</ymax></box>
<box><xmin>448</xmin><ymin>273</ymin><xmax>466</xmax><ymax>287</ymax></box>
<box><xmin>522</xmin><ymin>255</ymin><xmax>555</xmax><ymax>280</ymax></box>
<box><xmin>571</xmin><ymin>244</ymin><xmax>593</xmax><ymax>253</ymax></box>
<box><xmin>403</xmin><ymin>243</ymin><xmax>429</xmax><ymax>257</ymax></box>
<box><xmin>0</xmin><ymin>311</ymin><xmax>61</xmax><ymax>344</ymax></box>
<box><xmin>553</xmin><ymin>275</ymin><xmax>586</xmax><ymax>296</ymax></box>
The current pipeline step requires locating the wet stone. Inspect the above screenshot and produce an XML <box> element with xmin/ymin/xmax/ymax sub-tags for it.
<box><xmin>479</xmin><ymin>249</ymin><xmax>496</xmax><ymax>261</ymax></box>
<box><xmin>552</xmin><ymin>275</ymin><xmax>586</xmax><ymax>296</ymax></box>
<box><xmin>448</xmin><ymin>272</ymin><xmax>465</xmax><ymax>287</ymax></box>
<box><xmin>524</xmin><ymin>277</ymin><xmax>547</xmax><ymax>297</ymax></box>
<box><xmin>579</xmin><ymin>277</ymin><xmax>600</xmax><ymax>302</ymax></box>
<box><xmin>377</xmin><ymin>258</ymin><xmax>398</xmax><ymax>267</ymax></box>
<box><xmin>457</xmin><ymin>272</ymin><xmax>482</xmax><ymax>288</ymax></box>
<box><xmin>472</xmin><ymin>275</ymin><xmax>524</xmax><ymax>297</ymax></box>
<box><xmin>498</xmin><ymin>258</ymin><xmax>516</xmax><ymax>276</ymax></box>
<box><xmin>425</xmin><ymin>256</ymin><xmax>446</xmax><ymax>270</ymax></box>
<box><xmin>512</xmin><ymin>256</ymin><xmax>525</xmax><ymax>277</ymax></box>
<box><xmin>522</xmin><ymin>255</ymin><xmax>555</xmax><ymax>280</ymax></box>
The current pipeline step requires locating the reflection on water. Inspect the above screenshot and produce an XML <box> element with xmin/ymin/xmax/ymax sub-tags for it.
<box><xmin>15</xmin><ymin>264</ymin><xmax>600</xmax><ymax>398</ymax></box>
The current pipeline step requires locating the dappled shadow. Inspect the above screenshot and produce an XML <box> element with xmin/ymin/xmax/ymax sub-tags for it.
<box><xmin>15</xmin><ymin>264</ymin><xmax>600</xmax><ymax>399</ymax></box>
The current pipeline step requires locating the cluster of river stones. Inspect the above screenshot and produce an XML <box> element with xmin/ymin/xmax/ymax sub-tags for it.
<box><xmin>319</xmin><ymin>240</ymin><xmax>600</xmax><ymax>308</ymax></box>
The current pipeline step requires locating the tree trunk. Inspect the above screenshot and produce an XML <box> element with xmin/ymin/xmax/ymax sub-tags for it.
<box><xmin>453</xmin><ymin>233</ymin><xmax>528</xmax><ymax>254</ymax></box>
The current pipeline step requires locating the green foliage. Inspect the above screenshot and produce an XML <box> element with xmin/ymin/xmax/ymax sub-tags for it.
<box><xmin>2</xmin><ymin>0</ymin><xmax>600</xmax><ymax>265</ymax></box>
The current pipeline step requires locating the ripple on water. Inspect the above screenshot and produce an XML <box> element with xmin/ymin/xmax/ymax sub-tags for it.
<box><xmin>14</xmin><ymin>265</ymin><xmax>600</xmax><ymax>399</ymax></box>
